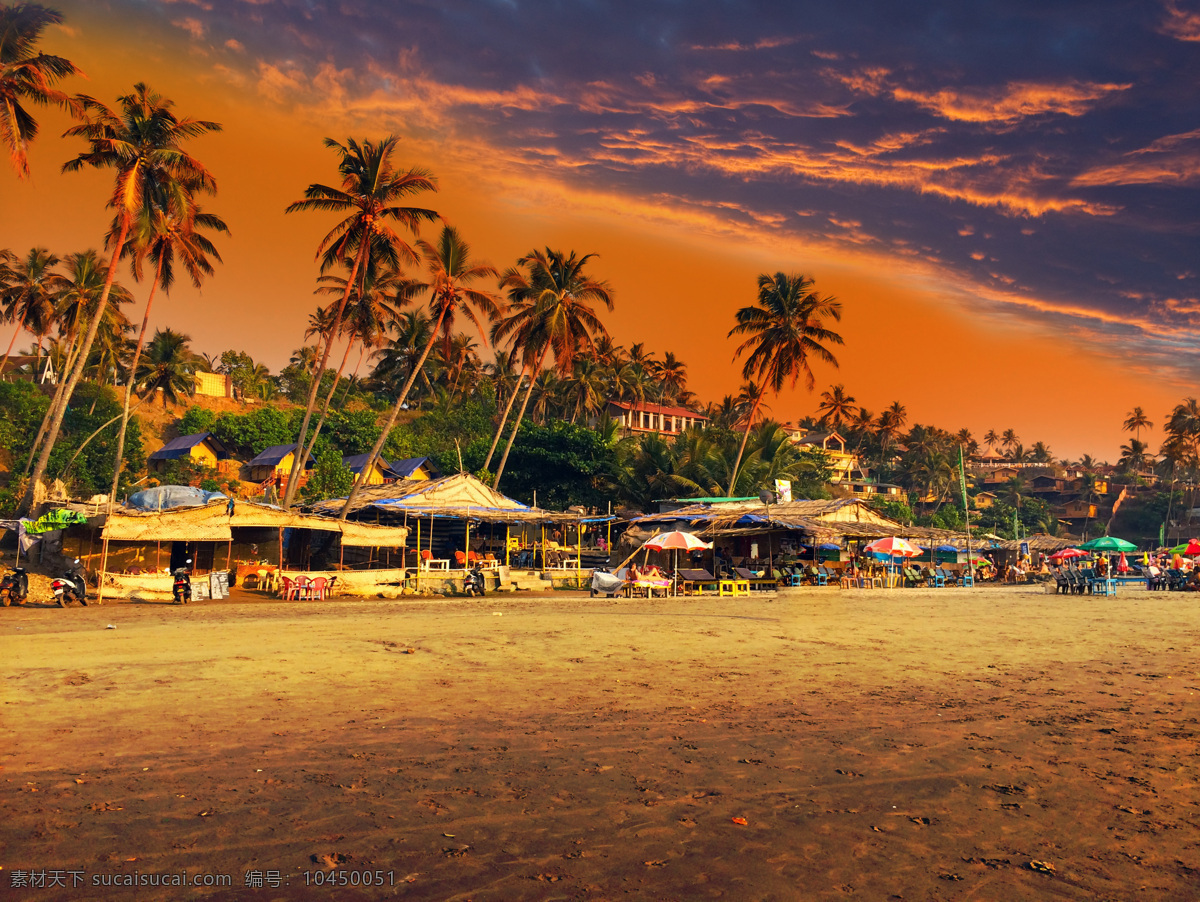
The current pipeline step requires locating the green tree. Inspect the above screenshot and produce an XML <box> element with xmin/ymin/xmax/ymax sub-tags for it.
<box><xmin>0</xmin><ymin>2</ymin><xmax>79</xmax><ymax>178</ymax></box>
<box><xmin>301</xmin><ymin>447</ymin><xmax>354</xmax><ymax>503</ymax></box>
<box><xmin>0</xmin><ymin>246</ymin><xmax>64</xmax><ymax>371</ymax></box>
<box><xmin>726</xmin><ymin>272</ymin><xmax>842</xmax><ymax>495</ymax></box>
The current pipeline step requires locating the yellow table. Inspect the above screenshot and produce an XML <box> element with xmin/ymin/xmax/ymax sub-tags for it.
<box><xmin>718</xmin><ymin>578</ymin><xmax>750</xmax><ymax>597</ymax></box>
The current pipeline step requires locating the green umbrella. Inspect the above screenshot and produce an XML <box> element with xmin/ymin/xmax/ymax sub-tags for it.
<box><xmin>1079</xmin><ymin>536</ymin><xmax>1137</xmax><ymax>552</ymax></box>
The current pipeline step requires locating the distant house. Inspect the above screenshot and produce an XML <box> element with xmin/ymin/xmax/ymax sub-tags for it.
<box><xmin>973</xmin><ymin>490</ymin><xmax>998</xmax><ymax>509</ymax></box>
<box><xmin>605</xmin><ymin>400</ymin><xmax>708</xmax><ymax>437</ymax></box>
<box><xmin>194</xmin><ymin>371</ymin><xmax>233</xmax><ymax>399</ymax></box>
<box><xmin>982</xmin><ymin>466</ymin><xmax>1021</xmax><ymax>486</ymax></box>
<box><xmin>842</xmin><ymin>479</ymin><xmax>904</xmax><ymax>501</ymax></box>
<box><xmin>788</xmin><ymin>429</ymin><xmax>859</xmax><ymax>483</ymax></box>
<box><xmin>248</xmin><ymin>444</ymin><xmax>314</xmax><ymax>484</ymax></box>
<box><xmin>147</xmin><ymin>432</ymin><xmax>230</xmax><ymax>475</ymax></box>
<box><xmin>0</xmin><ymin>354</ymin><xmax>56</xmax><ymax>385</ymax></box>
<box><xmin>388</xmin><ymin>456</ymin><xmax>441</xmax><ymax>481</ymax></box>
<box><xmin>340</xmin><ymin>453</ymin><xmax>419</xmax><ymax>485</ymax></box>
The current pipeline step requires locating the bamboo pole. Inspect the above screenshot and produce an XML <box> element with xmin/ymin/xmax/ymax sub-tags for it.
<box><xmin>97</xmin><ymin>536</ymin><xmax>110</xmax><ymax>605</ymax></box>
<box><xmin>505</xmin><ymin>525</ymin><xmax>510</xmax><ymax>567</ymax></box>
<box><xmin>416</xmin><ymin>517</ymin><xmax>421</xmax><ymax>593</ymax></box>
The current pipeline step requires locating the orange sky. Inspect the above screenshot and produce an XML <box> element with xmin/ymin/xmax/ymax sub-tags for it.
<box><xmin>1</xmin><ymin>4</ymin><xmax>1190</xmax><ymax>462</ymax></box>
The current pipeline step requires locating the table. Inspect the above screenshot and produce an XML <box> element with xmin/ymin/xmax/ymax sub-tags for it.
<box><xmin>718</xmin><ymin>578</ymin><xmax>750</xmax><ymax>597</ymax></box>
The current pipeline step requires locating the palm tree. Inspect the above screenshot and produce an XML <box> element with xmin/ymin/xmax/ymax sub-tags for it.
<box><xmin>135</xmin><ymin>327</ymin><xmax>198</xmax><ymax>406</ymax></box>
<box><xmin>1001</xmin><ymin>428</ymin><xmax>1020</xmax><ymax>457</ymax></box>
<box><xmin>726</xmin><ymin>272</ymin><xmax>842</xmax><ymax>496</ymax></box>
<box><xmin>281</xmin><ymin>135</ymin><xmax>437</xmax><ymax>509</ymax></box>
<box><xmin>23</xmin><ymin>82</ymin><xmax>219</xmax><ymax>514</ymax></box>
<box><xmin>816</xmin><ymin>383</ymin><xmax>857</xmax><ymax>431</ymax></box>
<box><xmin>1123</xmin><ymin>406</ymin><xmax>1152</xmax><ymax>442</ymax></box>
<box><xmin>340</xmin><ymin>226</ymin><xmax>502</xmax><ymax>516</ymax></box>
<box><xmin>489</xmin><ymin>248</ymin><xmax>614</xmax><ymax>490</ymax></box>
<box><xmin>658</xmin><ymin>351</ymin><xmax>688</xmax><ymax>404</ymax></box>
<box><xmin>1118</xmin><ymin>438</ymin><xmax>1150</xmax><ymax>474</ymax></box>
<box><xmin>109</xmin><ymin>201</ymin><xmax>227</xmax><ymax>502</ymax></box>
<box><xmin>1029</xmin><ymin>441</ymin><xmax>1053</xmax><ymax>463</ymax></box>
<box><xmin>0</xmin><ymin>246</ymin><xmax>63</xmax><ymax>373</ymax></box>
<box><xmin>956</xmin><ymin>428</ymin><xmax>978</xmax><ymax>457</ymax></box>
<box><xmin>0</xmin><ymin>2</ymin><xmax>80</xmax><ymax>178</ymax></box>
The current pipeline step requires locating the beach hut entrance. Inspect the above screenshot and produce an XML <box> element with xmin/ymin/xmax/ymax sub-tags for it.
<box><xmin>169</xmin><ymin>541</ymin><xmax>213</xmax><ymax>572</ymax></box>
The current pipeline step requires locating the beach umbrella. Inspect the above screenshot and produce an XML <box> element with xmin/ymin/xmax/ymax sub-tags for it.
<box><xmin>641</xmin><ymin>531</ymin><xmax>712</xmax><ymax>551</ymax></box>
<box><xmin>864</xmin><ymin>537</ymin><xmax>919</xmax><ymax>557</ymax></box>
<box><xmin>1168</xmin><ymin>539</ymin><xmax>1200</xmax><ymax>556</ymax></box>
<box><xmin>1116</xmin><ymin>551</ymin><xmax>1131</xmax><ymax>573</ymax></box>
<box><xmin>641</xmin><ymin>531</ymin><xmax>712</xmax><ymax>595</ymax></box>
<box><xmin>1048</xmin><ymin>548</ymin><xmax>1087</xmax><ymax>561</ymax></box>
<box><xmin>1078</xmin><ymin>536</ymin><xmax>1136</xmax><ymax>552</ymax></box>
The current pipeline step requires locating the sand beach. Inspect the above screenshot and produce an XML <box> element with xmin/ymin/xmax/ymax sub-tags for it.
<box><xmin>3</xmin><ymin>583</ymin><xmax>1199</xmax><ymax>900</ymax></box>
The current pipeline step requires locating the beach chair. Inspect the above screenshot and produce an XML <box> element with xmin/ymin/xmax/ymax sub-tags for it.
<box><xmin>735</xmin><ymin>567</ymin><xmax>777</xmax><ymax>592</ymax></box>
<box><xmin>928</xmin><ymin>568</ymin><xmax>945</xmax><ymax>588</ymax></box>
<box><xmin>677</xmin><ymin>568</ymin><xmax>717</xmax><ymax>595</ymax></box>
<box><xmin>813</xmin><ymin>566</ymin><xmax>829</xmax><ymax>586</ymax></box>
<box><xmin>1053</xmin><ymin>569</ymin><xmax>1071</xmax><ymax>594</ymax></box>
<box><xmin>958</xmin><ymin>570</ymin><xmax>975</xmax><ymax>588</ymax></box>
<box><xmin>421</xmin><ymin>550</ymin><xmax>450</xmax><ymax>571</ymax></box>
<box><xmin>453</xmin><ymin>551</ymin><xmax>468</xmax><ymax>568</ymax></box>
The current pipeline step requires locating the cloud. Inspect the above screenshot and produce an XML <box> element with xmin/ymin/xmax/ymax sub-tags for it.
<box><xmin>833</xmin><ymin>67</ymin><xmax>1130</xmax><ymax>124</ymax></box>
<box><xmin>1160</xmin><ymin>0</ymin><xmax>1200</xmax><ymax>40</ymax></box>
<box><xmin>172</xmin><ymin>16</ymin><xmax>207</xmax><ymax>39</ymax></box>
<box><xmin>1071</xmin><ymin>129</ymin><xmax>1200</xmax><ymax>187</ymax></box>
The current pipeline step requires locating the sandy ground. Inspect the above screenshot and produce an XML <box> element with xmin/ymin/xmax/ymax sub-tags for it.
<box><xmin>2</xmin><ymin>583</ymin><xmax>1200</xmax><ymax>900</ymax></box>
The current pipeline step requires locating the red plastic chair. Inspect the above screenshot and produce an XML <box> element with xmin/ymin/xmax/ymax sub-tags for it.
<box><xmin>454</xmin><ymin>551</ymin><xmax>467</xmax><ymax>567</ymax></box>
<box><xmin>280</xmin><ymin>576</ymin><xmax>298</xmax><ymax>600</ymax></box>
<box><xmin>295</xmin><ymin>576</ymin><xmax>313</xmax><ymax>600</ymax></box>
<box><xmin>309</xmin><ymin>577</ymin><xmax>328</xmax><ymax>600</ymax></box>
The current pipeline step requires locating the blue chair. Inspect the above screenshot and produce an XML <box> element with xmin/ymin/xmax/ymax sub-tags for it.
<box><xmin>930</xmin><ymin>568</ymin><xmax>945</xmax><ymax>588</ymax></box>
<box><xmin>959</xmin><ymin>570</ymin><xmax>975</xmax><ymax>588</ymax></box>
<box><xmin>815</xmin><ymin>566</ymin><xmax>829</xmax><ymax>586</ymax></box>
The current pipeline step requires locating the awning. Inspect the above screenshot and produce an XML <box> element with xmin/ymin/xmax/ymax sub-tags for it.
<box><xmin>337</xmin><ymin>520</ymin><xmax>409</xmax><ymax>547</ymax></box>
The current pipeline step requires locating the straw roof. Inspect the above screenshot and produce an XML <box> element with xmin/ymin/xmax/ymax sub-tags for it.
<box><xmin>310</xmin><ymin>472</ymin><xmax>612</xmax><ymax>525</ymax></box>
<box><xmin>101</xmin><ymin>501</ymin><xmax>408</xmax><ymax>546</ymax></box>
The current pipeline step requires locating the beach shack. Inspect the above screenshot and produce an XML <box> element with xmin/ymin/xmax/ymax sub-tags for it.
<box><xmin>310</xmin><ymin>472</ymin><xmax>614</xmax><ymax>590</ymax></box>
<box><xmin>90</xmin><ymin>499</ymin><xmax>410</xmax><ymax>600</ymax></box>
<box><xmin>147</xmin><ymin>432</ymin><xmax>231</xmax><ymax>475</ymax></box>
<box><xmin>388</xmin><ymin>456</ymin><xmax>441</xmax><ymax>481</ymax></box>
<box><xmin>342</xmin><ymin>453</ymin><xmax>400</xmax><ymax>485</ymax></box>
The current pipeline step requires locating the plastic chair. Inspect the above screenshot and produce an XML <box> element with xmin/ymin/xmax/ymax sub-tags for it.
<box><xmin>295</xmin><ymin>576</ymin><xmax>313</xmax><ymax>600</ymax></box>
<box><xmin>280</xmin><ymin>576</ymin><xmax>299</xmax><ymax>600</ymax></box>
<box><xmin>309</xmin><ymin>577</ymin><xmax>328</xmax><ymax>600</ymax></box>
<box><xmin>454</xmin><ymin>551</ymin><xmax>467</xmax><ymax>568</ymax></box>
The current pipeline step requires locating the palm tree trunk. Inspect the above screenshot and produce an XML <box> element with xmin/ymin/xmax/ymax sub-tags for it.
<box><xmin>337</xmin><ymin>344</ymin><xmax>366</xmax><ymax>406</ymax></box>
<box><xmin>337</xmin><ymin>308</ymin><xmax>449</xmax><ymax>520</ymax></box>
<box><xmin>483</xmin><ymin>365</ymin><xmax>527</xmax><ymax>472</ymax></box>
<box><xmin>108</xmin><ymin>259</ymin><xmax>163</xmax><ymax>504</ymax></box>
<box><xmin>21</xmin><ymin>219</ymin><xmax>130</xmax><ymax>516</ymax></box>
<box><xmin>282</xmin><ymin>238</ymin><xmax>368</xmax><ymax>510</ymax></box>
<box><xmin>494</xmin><ymin>352</ymin><xmax>547</xmax><ymax>491</ymax></box>
<box><xmin>726</xmin><ymin>393</ymin><xmax>764</xmax><ymax>497</ymax></box>
<box><xmin>0</xmin><ymin>307</ymin><xmax>30</xmax><ymax>377</ymax></box>
<box><xmin>295</xmin><ymin>336</ymin><xmax>357</xmax><ymax>485</ymax></box>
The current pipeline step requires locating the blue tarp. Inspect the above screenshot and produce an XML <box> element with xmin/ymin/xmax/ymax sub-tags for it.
<box><xmin>126</xmin><ymin>486</ymin><xmax>228</xmax><ymax>511</ymax></box>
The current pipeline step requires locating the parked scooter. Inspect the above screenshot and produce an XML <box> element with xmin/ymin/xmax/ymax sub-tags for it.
<box><xmin>463</xmin><ymin>564</ymin><xmax>487</xmax><ymax>597</ymax></box>
<box><xmin>50</xmin><ymin>559</ymin><xmax>88</xmax><ymax>607</ymax></box>
<box><xmin>172</xmin><ymin>558</ymin><xmax>193</xmax><ymax>605</ymax></box>
<box><xmin>590</xmin><ymin>566</ymin><xmax>626</xmax><ymax>598</ymax></box>
<box><xmin>1</xmin><ymin>565</ymin><xmax>29</xmax><ymax>606</ymax></box>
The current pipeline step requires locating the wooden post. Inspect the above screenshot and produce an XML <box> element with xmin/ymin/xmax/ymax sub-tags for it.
<box><xmin>97</xmin><ymin>536</ymin><xmax>110</xmax><ymax>605</ymax></box>
<box><xmin>577</xmin><ymin>522</ymin><xmax>582</xmax><ymax>572</ymax></box>
<box><xmin>339</xmin><ymin>538</ymin><xmax>345</xmax><ymax>571</ymax></box>
<box><xmin>225</xmin><ymin>539</ymin><xmax>232</xmax><ymax>572</ymax></box>
<box><xmin>278</xmin><ymin>527</ymin><xmax>283</xmax><ymax>571</ymax></box>
<box><xmin>156</xmin><ymin>540</ymin><xmax>161</xmax><ymax>572</ymax></box>
<box><xmin>465</xmin><ymin>517</ymin><xmax>470</xmax><ymax>570</ymax></box>
<box><xmin>416</xmin><ymin>518</ymin><xmax>421</xmax><ymax>593</ymax></box>
<box><xmin>505</xmin><ymin>525</ymin><xmax>510</xmax><ymax>567</ymax></box>
<box><xmin>541</xmin><ymin>524</ymin><xmax>546</xmax><ymax>572</ymax></box>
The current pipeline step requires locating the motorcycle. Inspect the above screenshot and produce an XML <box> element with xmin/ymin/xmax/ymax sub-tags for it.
<box><xmin>1</xmin><ymin>565</ymin><xmax>29</xmax><ymax>606</ymax></box>
<box><xmin>172</xmin><ymin>558</ymin><xmax>193</xmax><ymax>605</ymax></box>
<box><xmin>590</xmin><ymin>566</ymin><xmax>627</xmax><ymax>598</ymax></box>
<box><xmin>50</xmin><ymin>559</ymin><xmax>88</xmax><ymax>607</ymax></box>
<box><xmin>463</xmin><ymin>564</ymin><xmax>487</xmax><ymax>597</ymax></box>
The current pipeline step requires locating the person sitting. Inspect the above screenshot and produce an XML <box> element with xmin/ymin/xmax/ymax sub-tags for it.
<box><xmin>1184</xmin><ymin>569</ymin><xmax>1200</xmax><ymax>592</ymax></box>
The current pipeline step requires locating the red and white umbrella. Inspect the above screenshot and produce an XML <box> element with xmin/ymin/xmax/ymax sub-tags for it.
<box><xmin>1116</xmin><ymin>551</ymin><xmax>1131</xmax><ymax>573</ymax></box>
<box><xmin>863</xmin><ymin>537</ymin><xmax>919</xmax><ymax>557</ymax></box>
<box><xmin>642</xmin><ymin>531</ymin><xmax>712</xmax><ymax>551</ymax></box>
<box><xmin>641</xmin><ymin>531</ymin><xmax>713</xmax><ymax>597</ymax></box>
<box><xmin>1048</xmin><ymin>548</ymin><xmax>1087</xmax><ymax>561</ymax></box>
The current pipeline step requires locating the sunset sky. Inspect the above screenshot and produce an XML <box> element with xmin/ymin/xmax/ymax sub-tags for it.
<box><xmin>3</xmin><ymin>0</ymin><xmax>1199</xmax><ymax>460</ymax></box>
